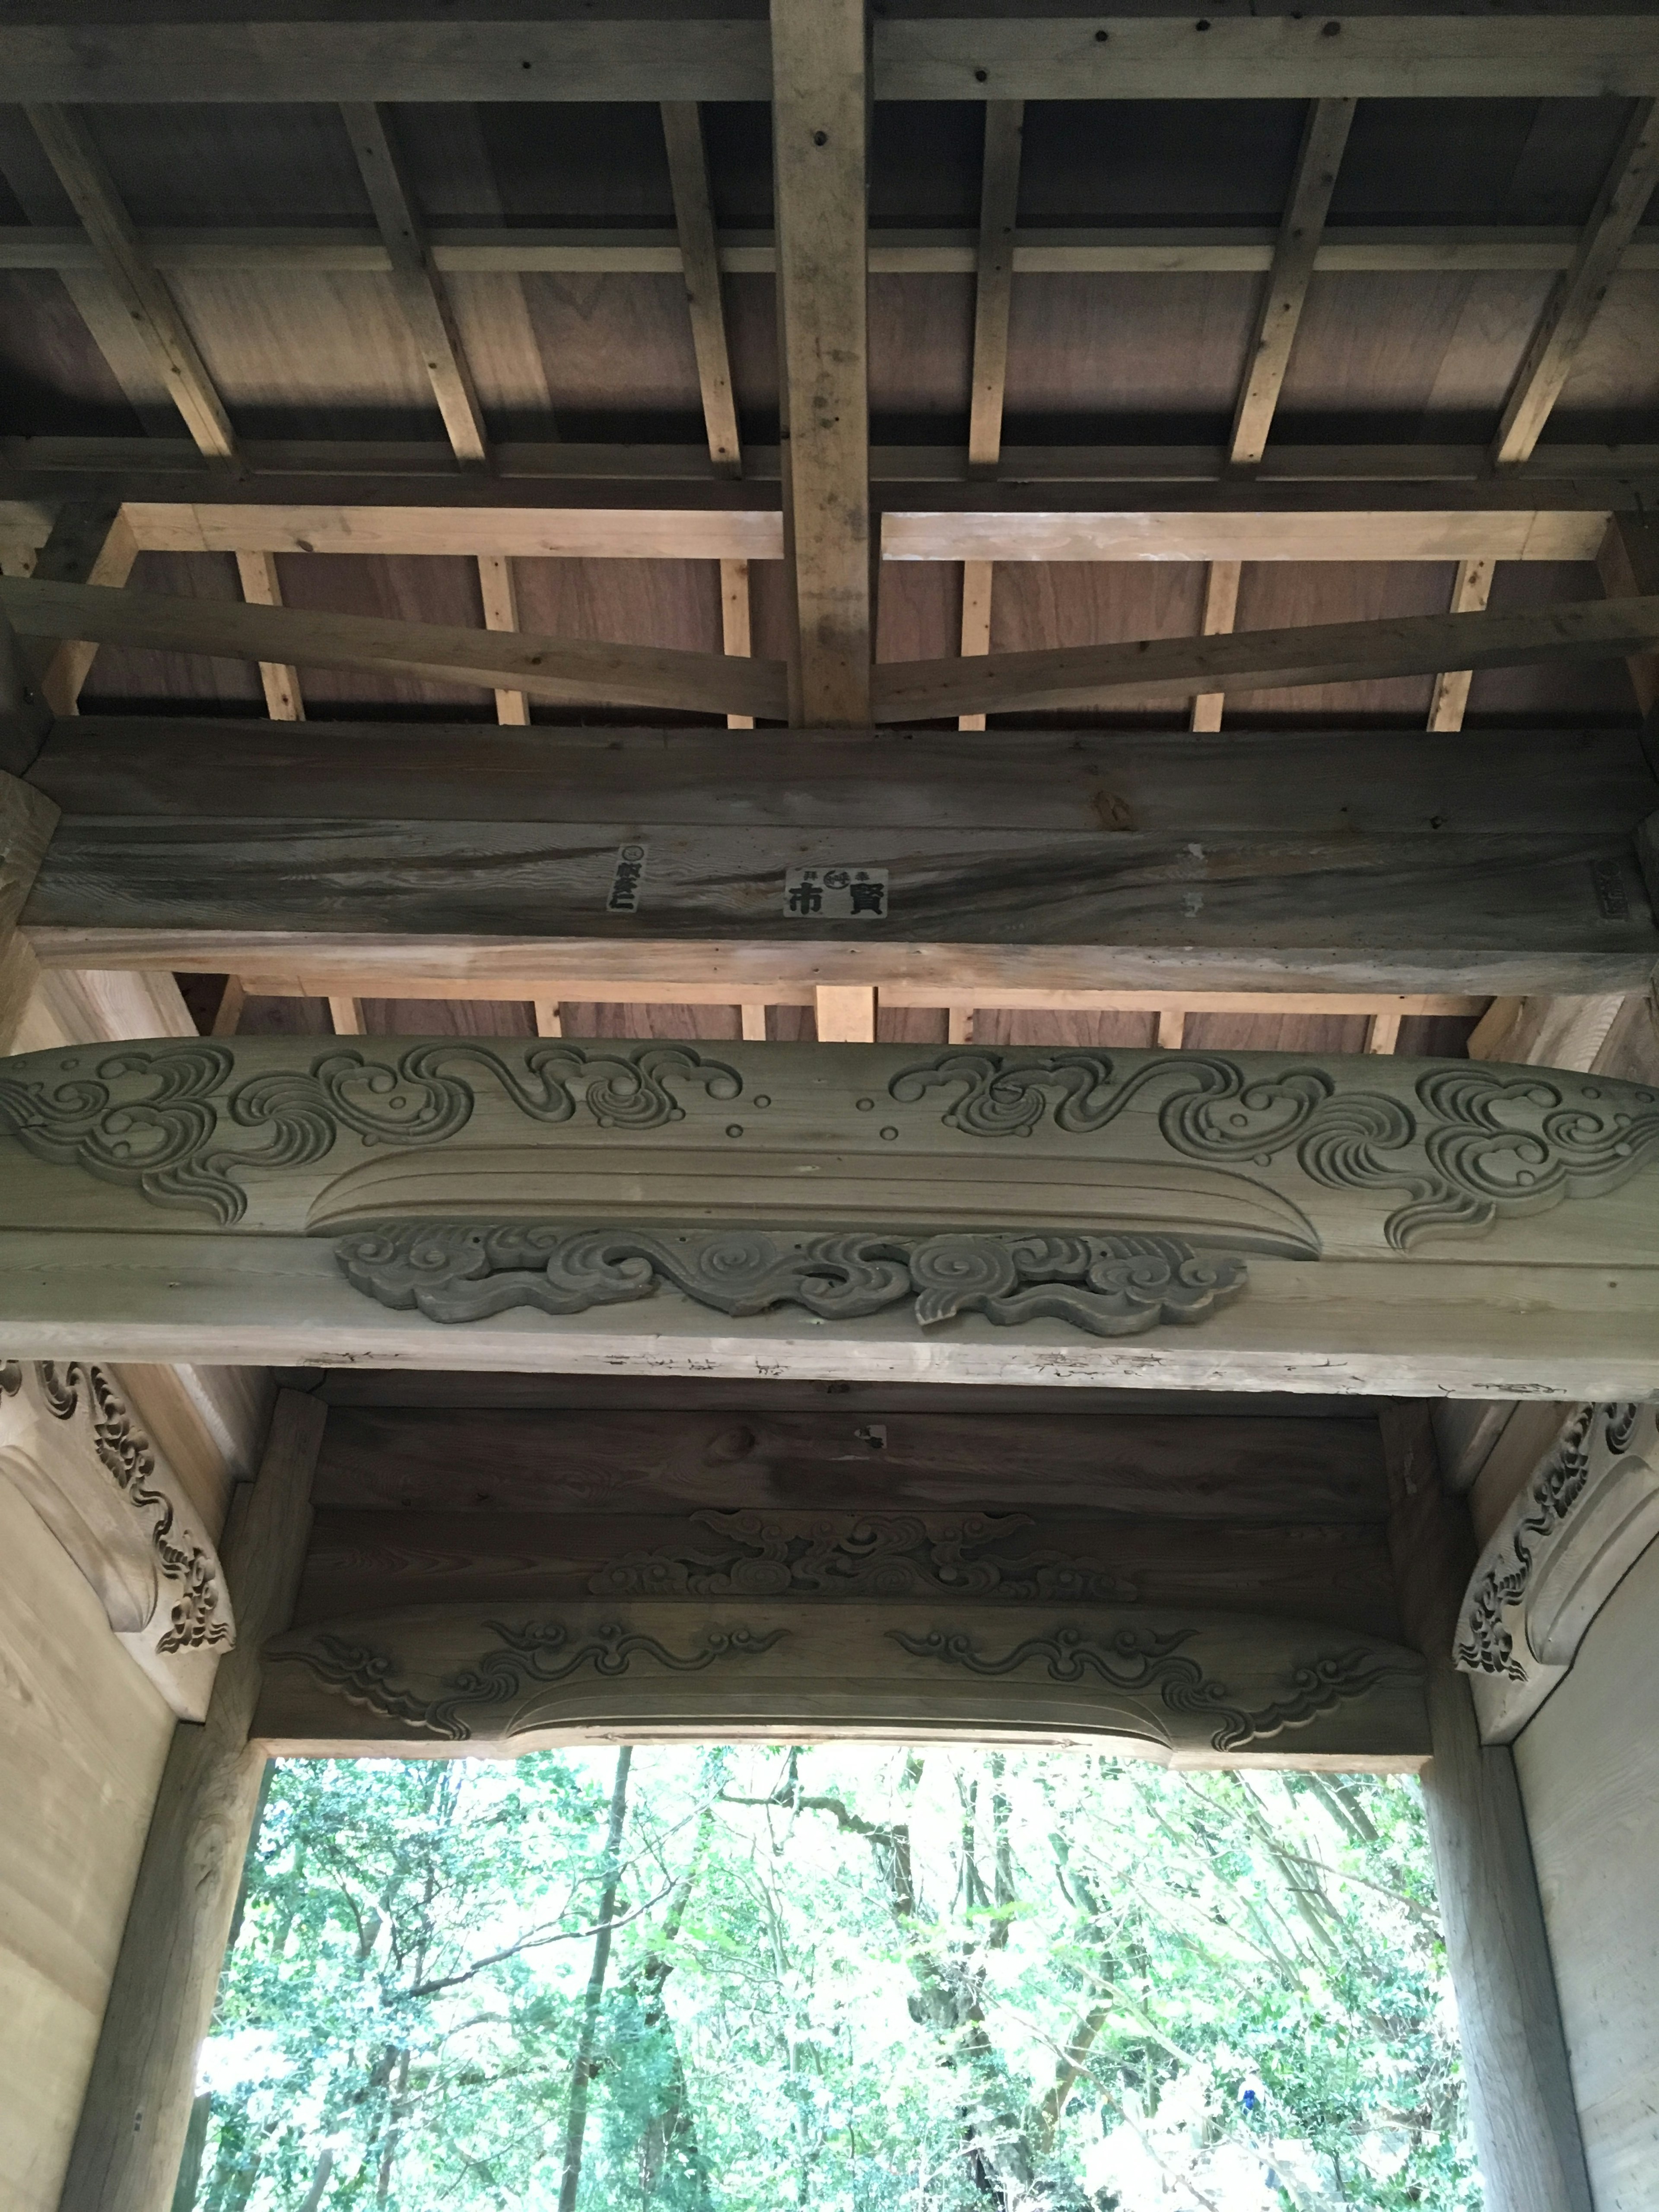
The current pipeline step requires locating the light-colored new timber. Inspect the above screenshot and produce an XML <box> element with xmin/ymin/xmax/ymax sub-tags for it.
<box><xmin>1494</xmin><ymin>99</ymin><xmax>1659</xmax><ymax>471</ymax></box>
<box><xmin>1469</xmin><ymin>995</ymin><xmax>1627</xmax><ymax>1074</ymax></box>
<box><xmin>25</xmin><ymin>106</ymin><xmax>234</xmax><ymax>462</ymax></box>
<box><xmin>57</xmin><ymin>1392</ymin><xmax>325</xmax><ymax>2212</ymax></box>
<box><xmin>341</xmin><ymin>102</ymin><xmax>489</xmax><ymax>467</ymax></box>
<box><xmin>957</xmin><ymin>557</ymin><xmax>994</xmax><ymax>733</ymax></box>
<box><xmin>1229</xmin><ymin>99</ymin><xmax>1354</xmax><ymax>470</ymax></box>
<box><xmin>1380</xmin><ymin>1405</ymin><xmax>1593</xmax><ymax>2212</ymax></box>
<box><xmin>772</xmin><ymin>0</ymin><xmax>871</xmax><ymax>725</ymax></box>
<box><xmin>1190</xmin><ymin>559</ymin><xmax>1241</xmax><ymax>733</ymax></box>
<box><xmin>1426</xmin><ymin>559</ymin><xmax>1496</xmax><ymax>734</ymax></box>
<box><xmin>967</xmin><ymin>103</ymin><xmax>1023</xmax><ymax>475</ymax></box>
<box><xmin>477</xmin><ymin>554</ymin><xmax>530</xmax><ymax>726</ymax></box>
<box><xmin>720</xmin><ymin>557</ymin><xmax>755</xmax><ymax>731</ymax></box>
<box><xmin>233</xmin><ymin>552</ymin><xmax>304</xmax><ymax>724</ymax></box>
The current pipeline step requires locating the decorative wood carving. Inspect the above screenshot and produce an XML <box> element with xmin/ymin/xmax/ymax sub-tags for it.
<box><xmin>334</xmin><ymin>1222</ymin><xmax>1249</xmax><ymax>1338</ymax></box>
<box><xmin>3</xmin><ymin>1037</ymin><xmax>1659</xmax><ymax>1388</ymax></box>
<box><xmin>587</xmin><ymin>1508</ymin><xmax>1138</xmax><ymax>1604</ymax></box>
<box><xmin>1456</xmin><ymin>1402</ymin><xmax>1659</xmax><ymax>1742</ymax></box>
<box><xmin>258</xmin><ymin>1599</ymin><xmax>1427</xmax><ymax>1766</ymax></box>
<box><xmin>0</xmin><ymin>1358</ymin><xmax>235</xmax><ymax>1718</ymax></box>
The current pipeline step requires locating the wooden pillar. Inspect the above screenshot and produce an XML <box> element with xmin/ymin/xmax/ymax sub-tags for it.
<box><xmin>58</xmin><ymin>1390</ymin><xmax>325</xmax><ymax>2212</ymax></box>
<box><xmin>1380</xmin><ymin>1404</ymin><xmax>1593</xmax><ymax>2212</ymax></box>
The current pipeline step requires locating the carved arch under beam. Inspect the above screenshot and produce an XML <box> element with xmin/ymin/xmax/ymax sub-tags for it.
<box><xmin>2</xmin><ymin>1036</ymin><xmax>1659</xmax><ymax>1397</ymax></box>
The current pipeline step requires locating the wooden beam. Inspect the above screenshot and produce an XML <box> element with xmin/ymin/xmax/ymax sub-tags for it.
<box><xmin>967</xmin><ymin>102</ymin><xmax>1023</xmax><ymax>474</ymax></box>
<box><xmin>720</xmin><ymin>556</ymin><xmax>755</xmax><ymax>730</ymax></box>
<box><xmin>1365</xmin><ymin>1011</ymin><xmax>1402</xmax><ymax>1054</ymax></box>
<box><xmin>0</xmin><ymin>575</ymin><xmax>787</xmax><ymax>721</ymax></box>
<box><xmin>1380</xmin><ymin>1405</ymin><xmax>1594</xmax><ymax>2212</ymax></box>
<box><xmin>341</xmin><ymin>103</ymin><xmax>489</xmax><ymax>467</ymax></box>
<box><xmin>2</xmin><ymin>17</ymin><xmax>1658</xmax><ymax>104</ymax></box>
<box><xmin>772</xmin><ymin>0</ymin><xmax>871</xmax><ymax>726</ymax></box>
<box><xmin>958</xmin><ymin>558</ymin><xmax>994</xmax><ymax>733</ymax></box>
<box><xmin>12</xmin><ymin>219</ymin><xmax>1659</xmax><ymax>281</ymax></box>
<box><xmin>1425</xmin><ymin>558</ymin><xmax>1496</xmax><ymax>734</ymax></box>
<box><xmin>880</xmin><ymin>509</ymin><xmax>1609</xmax><ymax>564</ymax></box>
<box><xmin>814</xmin><ymin>984</ymin><xmax>876</xmax><ymax>1042</ymax></box>
<box><xmin>25</xmin><ymin>106</ymin><xmax>235</xmax><ymax>461</ymax></box>
<box><xmin>16</xmin><ymin>498</ymin><xmax>138</xmax><ymax>717</ymax></box>
<box><xmin>662</xmin><ymin>102</ymin><xmax>742</xmax><ymax>478</ymax></box>
<box><xmin>476</xmin><ymin>553</ymin><xmax>530</xmax><ymax>725</ymax></box>
<box><xmin>1190</xmin><ymin>558</ymin><xmax>1241</xmax><ymax>733</ymax></box>
<box><xmin>57</xmin><ymin>1392</ymin><xmax>325</xmax><ymax>2212</ymax></box>
<box><xmin>1229</xmin><ymin>99</ymin><xmax>1355</xmax><ymax>470</ymax></box>
<box><xmin>118</xmin><ymin>502</ymin><xmax>784</xmax><ymax>561</ymax></box>
<box><xmin>1598</xmin><ymin>512</ymin><xmax>1659</xmax><ymax>715</ymax></box>
<box><xmin>233</xmin><ymin>552</ymin><xmax>304</xmax><ymax>723</ymax></box>
<box><xmin>1468</xmin><ymin>992</ymin><xmax>1627</xmax><ymax>1073</ymax></box>
<box><xmin>1494</xmin><ymin>99</ymin><xmax>1659</xmax><ymax>470</ymax></box>
<box><xmin>873</xmin><ymin>591</ymin><xmax>1659</xmax><ymax>724</ymax></box>
<box><xmin>1155</xmin><ymin>1006</ymin><xmax>1185</xmax><ymax>1049</ymax></box>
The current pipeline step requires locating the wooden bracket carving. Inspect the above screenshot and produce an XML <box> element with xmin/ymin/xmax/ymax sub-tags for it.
<box><xmin>0</xmin><ymin>1359</ymin><xmax>235</xmax><ymax>1719</ymax></box>
<box><xmin>1455</xmin><ymin>1402</ymin><xmax>1659</xmax><ymax>1742</ymax></box>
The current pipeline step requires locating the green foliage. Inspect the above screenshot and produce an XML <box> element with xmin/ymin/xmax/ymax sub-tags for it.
<box><xmin>192</xmin><ymin>1748</ymin><xmax>1481</xmax><ymax>2212</ymax></box>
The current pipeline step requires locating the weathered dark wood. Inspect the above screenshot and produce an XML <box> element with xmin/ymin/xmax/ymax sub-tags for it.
<box><xmin>29</xmin><ymin>721</ymin><xmax>1659</xmax><ymax>838</ymax></box>
<box><xmin>1381</xmin><ymin>1403</ymin><xmax>1593</xmax><ymax>2212</ymax></box>
<box><xmin>22</xmin><ymin>815</ymin><xmax>1658</xmax><ymax>995</ymax></box>
<box><xmin>58</xmin><ymin>1391</ymin><xmax>323</xmax><ymax>2212</ymax></box>
<box><xmin>311</xmin><ymin>1408</ymin><xmax>1390</xmax><ymax>1523</ymax></box>
<box><xmin>294</xmin><ymin>1506</ymin><xmax>1402</xmax><ymax>1638</ymax></box>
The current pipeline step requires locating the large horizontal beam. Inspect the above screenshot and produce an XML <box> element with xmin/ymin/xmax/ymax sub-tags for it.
<box><xmin>0</xmin><ymin>575</ymin><xmax>787</xmax><ymax>721</ymax></box>
<box><xmin>874</xmin><ymin>592</ymin><xmax>1659</xmax><ymax>721</ymax></box>
<box><xmin>5</xmin><ymin>222</ymin><xmax>1658</xmax><ymax>279</ymax></box>
<box><xmin>2</xmin><ymin>16</ymin><xmax>1657</xmax><ymax>103</ymax></box>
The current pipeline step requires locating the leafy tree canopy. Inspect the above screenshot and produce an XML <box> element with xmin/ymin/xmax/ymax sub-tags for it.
<box><xmin>187</xmin><ymin>1746</ymin><xmax>1481</xmax><ymax>2212</ymax></box>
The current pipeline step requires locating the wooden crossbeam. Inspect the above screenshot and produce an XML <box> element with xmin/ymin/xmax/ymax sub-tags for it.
<box><xmin>341</xmin><ymin>103</ymin><xmax>489</xmax><ymax>467</ymax></box>
<box><xmin>19</xmin><ymin>499</ymin><xmax>137</xmax><ymax>715</ymax></box>
<box><xmin>772</xmin><ymin>0</ymin><xmax>871</xmax><ymax>726</ymax></box>
<box><xmin>1229</xmin><ymin>99</ymin><xmax>1354</xmax><ymax>470</ymax></box>
<box><xmin>0</xmin><ymin>575</ymin><xmax>786</xmax><ymax>721</ymax></box>
<box><xmin>1425</xmin><ymin>558</ymin><xmax>1496</xmax><ymax>734</ymax></box>
<box><xmin>720</xmin><ymin>556</ymin><xmax>755</xmax><ymax>730</ymax></box>
<box><xmin>872</xmin><ymin>592</ymin><xmax>1659</xmax><ymax>722</ymax></box>
<box><xmin>476</xmin><ymin>554</ymin><xmax>530</xmax><ymax>725</ymax></box>
<box><xmin>4</xmin><ymin>17</ymin><xmax>1659</xmax><ymax>104</ymax></box>
<box><xmin>662</xmin><ymin>102</ymin><xmax>742</xmax><ymax>478</ymax></box>
<box><xmin>25</xmin><ymin>105</ymin><xmax>236</xmax><ymax>460</ymax></box>
<box><xmin>1494</xmin><ymin>99</ymin><xmax>1659</xmax><ymax>470</ymax></box>
<box><xmin>6</xmin><ymin>222</ymin><xmax>1659</xmax><ymax>280</ymax></box>
<box><xmin>967</xmin><ymin>103</ymin><xmax>1023</xmax><ymax>475</ymax></box>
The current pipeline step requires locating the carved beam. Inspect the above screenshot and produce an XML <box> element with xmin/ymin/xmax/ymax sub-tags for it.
<box><xmin>0</xmin><ymin>1360</ymin><xmax>233</xmax><ymax>1719</ymax></box>
<box><xmin>1456</xmin><ymin>1402</ymin><xmax>1659</xmax><ymax>1744</ymax></box>
<box><xmin>257</xmin><ymin>1596</ymin><xmax>1426</xmax><ymax>1767</ymax></box>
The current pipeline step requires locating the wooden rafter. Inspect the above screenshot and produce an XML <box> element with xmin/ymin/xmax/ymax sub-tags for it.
<box><xmin>661</xmin><ymin>102</ymin><xmax>742</xmax><ymax>477</ymax></box>
<box><xmin>771</xmin><ymin>0</ymin><xmax>871</xmax><ymax>726</ymax></box>
<box><xmin>720</xmin><ymin>556</ymin><xmax>755</xmax><ymax>730</ymax></box>
<box><xmin>18</xmin><ymin>499</ymin><xmax>137</xmax><ymax>716</ymax></box>
<box><xmin>1425</xmin><ymin>559</ymin><xmax>1496</xmax><ymax>734</ymax></box>
<box><xmin>1190</xmin><ymin>559</ymin><xmax>1241</xmax><ymax>734</ymax></box>
<box><xmin>25</xmin><ymin>105</ymin><xmax>236</xmax><ymax>460</ymax></box>
<box><xmin>1229</xmin><ymin>99</ymin><xmax>1355</xmax><ymax>470</ymax></box>
<box><xmin>476</xmin><ymin>554</ymin><xmax>530</xmax><ymax>725</ymax></box>
<box><xmin>872</xmin><ymin>591</ymin><xmax>1659</xmax><ymax>722</ymax></box>
<box><xmin>340</xmin><ymin>102</ymin><xmax>490</xmax><ymax>467</ymax></box>
<box><xmin>233</xmin><ymin>553</ymin><xmax>305</xmax><ymax>723</ymax></box>
<box><xmin>1493</xmin><ymin>98</ymin><xmax>1659</xmax><ymax>470</ymax></box>
<box><xmin>0</xmin><ymin>575</ymin><xmax>785</xmax><ymax>721</ymax></box>
<box><xmin>959</xmin><ymin>102</ymin><xmax>1023</xmax><ymax>733</ymax></box>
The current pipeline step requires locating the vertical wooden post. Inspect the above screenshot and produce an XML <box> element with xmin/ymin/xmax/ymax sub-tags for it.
<box><xmin>58</xmin><ymin>1391</ymin><xmax>325</xmax><ymax>2212</ymax></box>
<box><xmin>1380</xmin><ymin>1404</ymin><xmax>1593</xmax><ymax>2212</ymax></box>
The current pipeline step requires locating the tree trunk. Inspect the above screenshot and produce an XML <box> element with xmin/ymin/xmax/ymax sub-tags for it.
<box><xmin>557</xmin><ymin>1745</ymin><xmax>633</xmax><ymax>2212</ymax></box>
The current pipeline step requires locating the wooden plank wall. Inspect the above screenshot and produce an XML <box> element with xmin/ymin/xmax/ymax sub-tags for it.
<box><xmin>0</xmin><ymin>1480</ymin><xmax>174</xmax><ymax>2212</ymax></box>
<box><xmin>1514</xmin><ymin>1528</ymin><xmax>1659</xmax><ymax>2201</ymax></box>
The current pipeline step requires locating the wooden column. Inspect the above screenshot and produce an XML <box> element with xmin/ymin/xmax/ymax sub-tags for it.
<box><xmin>58</xmin><ymin>1390</ymin><xmax>325</xmax><ymax>2212</ymax></box>
<box><xmin>1380</xmin><ymin>1405</ymin><xmax>1593</xmax><ymax>2212</ymax></box>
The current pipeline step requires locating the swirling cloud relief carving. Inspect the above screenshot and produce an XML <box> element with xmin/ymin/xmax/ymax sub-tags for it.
<box><xmin>890</xmin><ymin>1051</ymin><xmax>1659</xmax><ymax>1249</ymax></box>
<box><xmin>333</xmin><ymin>1222</ymin><xmax>1249</xmax><ymax>1338</ymax></box>
<box><xmin>0</xmin><ymin>1042</ymin><xmax>742</xmax><ymax>1225</ymax></box>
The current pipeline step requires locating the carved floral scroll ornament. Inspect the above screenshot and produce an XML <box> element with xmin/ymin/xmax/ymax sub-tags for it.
<box><xmin>589</xmin><ymin>1509</ymin><xmax>1136</xmax><ymax>1603</ymax></box>
<box><xmin>1455</xmin><ymin>1401</ymin><xmax>1659</xmax><ymax>1743</ymax></box>
<box><xmin>0</xmin><ymin>1360</ymin><xmax>234</xmax><ymax>1721</ymax></box>
<box><xmin>331</xmin><ymin>1223</ymin><xmax>1249</xmax><ymax>1338</ymax></box>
